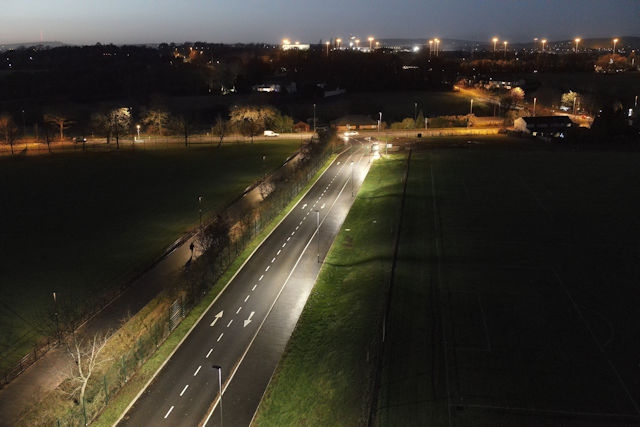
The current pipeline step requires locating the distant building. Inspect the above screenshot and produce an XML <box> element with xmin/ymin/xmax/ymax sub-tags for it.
<box><xmin>513</xmin><ymin>115</ymin><xmax>573</xmax><ymax>137</ymax></box>
<box><xmin>293</xmin><ymin>121</ymin><xmax>311</xmax><ymax>132</ymax></box>
<box><xmin>331</xmin><ymin>115</ymin><xmax>379</xmax><ymax>132</ymax></box>
<box><xmin>281</xmin><ymin>41</ymin><xmax>310</xmax><ymax>51</ymax></box>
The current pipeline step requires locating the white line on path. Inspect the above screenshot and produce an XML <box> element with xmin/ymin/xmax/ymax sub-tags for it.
<box><xmin>217</xmin><ymin>333</ymin><xmax>224</xmax><ymax>342</ymax></box>
<box><xmin>206</xmin><ymin>348</ymin><xmax>213</xmax><ymax>358</ymax></box>
<box><xmin>193</xmin><ymin>366</ymin><xmax>201</xmax><ymax>376</ymax></box>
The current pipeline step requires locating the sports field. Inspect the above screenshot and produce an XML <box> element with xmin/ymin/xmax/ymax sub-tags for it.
<box><xmin>377</xmin><ymin>138</ymin><xmax>640</xmax><ymax>426</ymax></box>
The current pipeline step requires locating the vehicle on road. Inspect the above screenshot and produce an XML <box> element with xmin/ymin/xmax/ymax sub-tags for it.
<box><xmin>264</xmin><ymin>130</ymin><xmax>279</xmax><ymax>137</ymax></box>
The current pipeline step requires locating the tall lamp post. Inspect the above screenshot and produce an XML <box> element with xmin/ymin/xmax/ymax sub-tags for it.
<box><xmin>541</xmin><ymin>39</ymin><xmax>547</xmax><ymax>52</ymax></box>
<box><xmin>350</xmin><ymin>161</ymin><xmax>355</xmax><ymax>197</ymax></box>
<box><xmin>368</xmin><ymin>36</ymin><xmax>374</xmax><ymax>51</ymax></box>
<box><xmin>53</xmin><ymin>291</ymin><xmax>60</xmax><ymax>341</ymax></box>
<box><xmin>492</xmin><ymin>37</ymin><xmax>498</xmax><ymax>57</ymax></box>
<box><xmin>574</xmin><ymin>38</ymin><xmax>581</xmax><ymax>53</ymax></box>
<box><xmin>198</xmin><ymin>195</ymin><xmax>203</xmax><ymax>228</ymax></box>
<box><xmin>336</xmin><ymin>38</ymin><xmax>341</xmax><ymax>50</ymax></box>
<box><xmin>434</xmin><ymin>38</ymin><xmax>440</xmax><ymax>56</ymax></box>
<box><xmin>325</xmin><ymin>41</ymin><xmax>330</xmax><ymax>56</ymax></box>
<box><xmin>313</xmin><ymin>104</ymin><xmax>316</xmax><ymax>134</ymax></box>
<box><xmin>428</xmin><ymin>39</ymin><xmax>433</xmax><ymax>57</ymax></box>
<box><xmin>315</xmin><ymin>210</ymin><xmax>320</xmax><ymax>263</ymax></box>
<box><xmin>503</xmin><ymin>41</ymin><xmax>508</xmax><ymax>58</ymax></box>
<box><xmin>612</xmin><ymin>38</ymin><xmax>618</xmax><ymax>55</ymax></box>
<box><xmin>212</xmin><ymin>365</ymin><xmax>223</xmax><ymax>427</ymax></box>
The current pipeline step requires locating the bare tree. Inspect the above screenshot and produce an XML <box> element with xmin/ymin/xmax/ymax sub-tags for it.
<box><xmin>0</xmin><ymin>113</ymin><xmax>18</xmax><ymax>155</ymax></box>
<box><xmin>63</xmin><ymin>332</ymin><xmax>111</xmax><ymax>413</ymax></box>
<box><xmin>212</xmin><ymin>114</ymin><xmax>227</xmax><ymax>147</ymax></box>
<box><xmin>142</xmin><ymin>108</ymin><xmax>170</xmax><ymax>136</ymax></box>
<box><xmin>44</xmin><ymin>113</ymin><xmax>73</xmax><ymax>141</ymax></box>
<box><xmin>91</xmin><ymin>107</ymin><xmax>131</xmax><ymax>148</ymax></box>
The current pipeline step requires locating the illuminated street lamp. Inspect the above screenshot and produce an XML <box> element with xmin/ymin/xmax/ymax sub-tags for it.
<box><xmin>355</xmin><ymin>39</ymin><xmax>360</xmax><ymax>50</ymax></box>
<box><xmin>503</xmin><ymin>40</ymin><xmax>508</xmax><ymax>57</ymax></box>
<box><xmin>428</xmin><ymin>39</ymin><xmax>433</xmax><ymax>56</ymax></box>
<box><xmin>368</xmin><ymin>36</ymin><xmax>374</xmax><ymax>50</ymax></box>
<box><xmin>492</xmin><ymin>37</ymin><xmax>498</xmax><ymax>56</ymax></box>
<box><xmin>336</xmin><ymin>38</ymin><xmax>342</xmax><ymax>49</ymax></box>
<box><xmin>136</xmin><ymin>124</ymin><xmax>140</xmax><ymax>141</ymax></box>
<box><xmin>541</xmin><ymin>39</ymin><xmax>547</xmax><ymax>52</ymax></box>
<box><xmin>325</xmin><ymin>41</ymin><xmax>330</xmax><ymax>56</ymax></box>
<box><xmin>434</xmin><ymin>38</ymin><xmax>440</xmax><ymax>56</ymax></box>
<box><xmin>574</xmin><ymin>38</ymin><xmax>581</xmax><ymax>53</ymax></box>
<box><xmin>613</xmin><ymin>38</ymin><xmax>619</xmax><ymax>54</ymax></box>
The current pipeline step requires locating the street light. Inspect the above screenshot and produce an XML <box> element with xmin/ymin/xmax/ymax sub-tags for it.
<box><xmin>212</xmin><ymin>365</ymin><xmax>223</xmax><ymax>427</ymax></box>
<box><xmin>492</xmin><ymin>37</ymin><xmax>498</xmax><ymax>56</ymax></box>
<box><xmin>503</xmin><ymin>40</ymin><xmax>508</xmax><ymax>57</ymax></box>
<box><xmin>53</xmin><ymin>291</ymin><xmax>60</xmax><ymax>341</ymax></box>
<box><xmin>613</xmin><ymin>38</ymin><xmax>619</xmax><ymax>54</ymax></box>
<box><xmin>336</xmin><ymin>38</ymin><xmax>342</xmax><ymax>49</ymax></box>
<box><xmin>136</xmin><ymin>124</ymin><xmax>141</xmax><ymax>141</ymax></box>
<box><xmin>350</xmin><ymin>161</ymin><xmax>355</xmax><ymax>197</ymax></box>
<box><xmin>428</xmin><ymin>39</ymin><xmax>433</xmax><ymax>57</ymax></box>
<box><xmin>541</xmin><ymin>39</ymin><xmax>547</xmax><ymax>52</ymax></box>
<box><xmin>434</xmin><ymin>38</ymin><xmax>440</xmax><ymax>56</ymax></box>
<box><xmin>378</xmin><ymin>111</ymin><xmax>382</xmax><ymax>134</ymax></box>
<box><xmin>315</xmin><ymin>210</ymin><xmax>320</xmax><ymax>263</ymax></box>
<box><xmin>533</xmin><ymin>97</ymin><xmax>537</xmax><ymax>116</ymax></box>
<box><xmin>313</xmin><ymin>103</ymin><xmax>316</xmax><ymax>134</ymax></box>
<box><xmin>574</xmin><ymin>38</ymin><xmax>581</xmax><ymax>53</ymax></box>
<box><xmin>368</xmin><ymin>36</ymin><xmax>374</xmax><ymax>50</ymax></box>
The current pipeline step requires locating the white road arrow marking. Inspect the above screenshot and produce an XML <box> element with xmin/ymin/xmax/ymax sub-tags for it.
<box><xmin>244</xmin><ymin>311</ymin><xmax>255</xmax><ymax>327</ymax></box>
<box><xmin>210</xmin><ymin>311</ymin><xmax>223</xmax><ymax>327</ymax></box>
<box><xmin>302</xmin><ymin>203</ymin><xmax>307</xmax><ymax>209</ymax></box>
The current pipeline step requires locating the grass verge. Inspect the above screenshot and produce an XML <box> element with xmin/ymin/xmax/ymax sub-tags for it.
<box><xmin>252</xmin><ymin>154</ymin><xmax>407</xmax><ymax>426</ymax></box>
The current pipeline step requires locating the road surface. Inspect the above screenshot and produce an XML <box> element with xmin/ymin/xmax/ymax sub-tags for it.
<box><xmin>118</xmin><ymin>142</ymin><xmax>371</xmax><ymax>426</ymax></box>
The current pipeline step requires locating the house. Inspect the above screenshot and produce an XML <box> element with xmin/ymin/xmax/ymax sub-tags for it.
<box><xmin>293</xmin><ymin>121</ymin><xmax>311</xmax><ymax>132</ymax></box>
<box><xmin>513</xmin><ymin>116</ymin><xmax>574</xmax><ymax>138</ymax></box>
<box><xmin>331</xmin><ymin>115</ymin><xmax>379</xmax><ymax>132</ymax></box>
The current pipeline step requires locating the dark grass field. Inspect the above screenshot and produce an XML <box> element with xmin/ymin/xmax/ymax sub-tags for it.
<box><xmin>0</xmin><ymin>141</ymin><xmax>299</xmax><ymax>370</ymax></box>
<box><xmin>377</xmin><ymin>137</ymin><xmax>640</xmax><ymax>426</ymax></box>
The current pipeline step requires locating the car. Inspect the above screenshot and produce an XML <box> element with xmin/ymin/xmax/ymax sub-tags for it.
<box><xmin>264</xmin><ymin>130</ymin><xmax>279</xmax><ymax>137</ymax></box>
<box><xmin>343</xmin><ymin>131</ymin><xmax>359</xmax><ymax>137</ymax></box>
<box><xmin>74</xmin><ymin>137</ymin><xmax>87</xmax><ymax>143</ymax></box>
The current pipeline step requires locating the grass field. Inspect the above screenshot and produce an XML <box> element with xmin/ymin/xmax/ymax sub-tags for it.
<box><xmin>0</xmin><ymin>140</ymin><xmax>300</xmax><ymax>371</ymax></box>
<box><xmin>255</xmin><ymin>136</ymin><xmax>640</xmax><ymax>426</ymax></box>
<box><xmin>379</xmin><ymin>138</ymin><xmax>640</xmax><ymax>426</ymax></box>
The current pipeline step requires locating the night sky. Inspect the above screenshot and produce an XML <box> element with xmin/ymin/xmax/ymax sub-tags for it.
<box><xmin>2</xmin><ymin>0</ymin><xmax>639</xmax><ymax>46</ymax></box>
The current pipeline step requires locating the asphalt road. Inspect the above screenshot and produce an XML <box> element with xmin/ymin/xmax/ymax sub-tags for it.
<box><xmin>118</xmin><ymin>142</ymin><xmax>371</xmax><ymax>426</ymax></box>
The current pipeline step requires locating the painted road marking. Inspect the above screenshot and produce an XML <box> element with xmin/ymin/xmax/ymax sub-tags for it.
<box><xmin>206</xmin><ymin>348</ymin><xmax>213</xmax><ymax>358</ymax></box>
<box><xmin>164</xmin><ymin>406</ymin><xmax>174</xmax><ymax>419</ymax></box>
<box><xmin>209</xmin><ymin>311</ymin><xmax>223</xmax><ymax>327</ymax></box>
<box><xmin>194</xmin><ymin>366</ymin><xmax>201</xmax><ymax>376</ymax></box>
<box><xmin>180</xmin><ymin>384</ymin><xmax>189</xmax><ymax>396</ymax></box>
